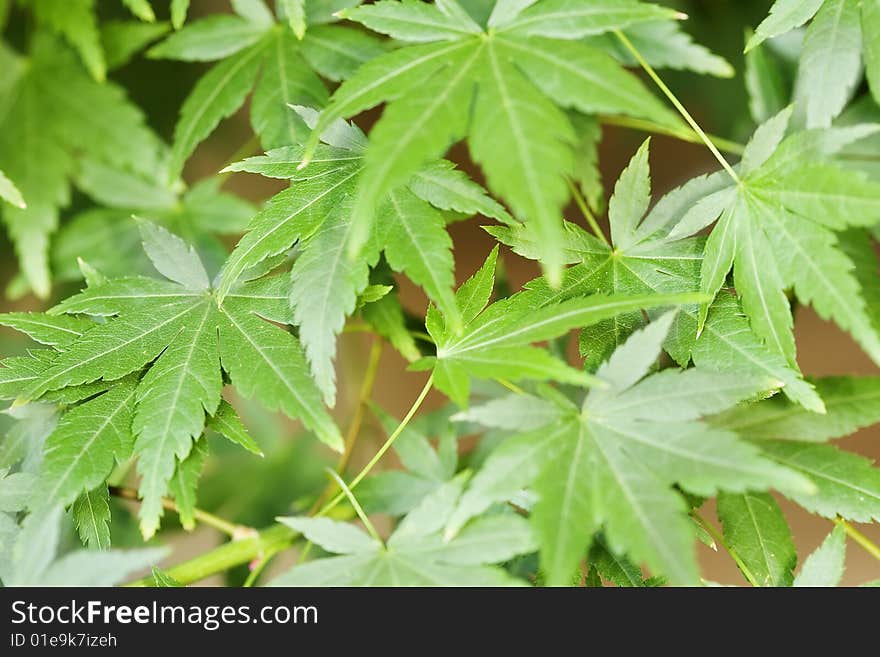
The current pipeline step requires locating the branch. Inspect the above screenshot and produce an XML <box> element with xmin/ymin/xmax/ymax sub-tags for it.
<box><xmin>109</xmin><ymin>486</ymin><xmax>252</xmax><ymax>539</ymax></box>
<box><xmin>125</xmin><ymin>524</ymin><xmax>296</xmax><ymax>587</ymax></box>
<box><xmin>310</xmin><ymin>338</ymin><xmax>383</xmax><ymax>512</ymax></box>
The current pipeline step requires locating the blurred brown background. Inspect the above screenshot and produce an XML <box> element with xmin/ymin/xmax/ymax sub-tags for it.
<box><xmin>1</xmin><ymin>0</ymin><xmax>877</xmax><ymax>585</ymax></box>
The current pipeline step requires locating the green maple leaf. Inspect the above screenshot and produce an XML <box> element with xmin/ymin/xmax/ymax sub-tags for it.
<box><xmin>655</xmin><ymin>110</ymin><xmax>880</xmax><ymax>397</ymax></box>
<box><xmin>218</xmin><ymin>111</ymin><xmax>509</xmax><ymax>405</ymax></box>
<box><xmin>712</xmin><ymin>376</ymin><xmax>880</xmax><ymax>524</ymax></box>
<box><xmin>0</xmin><ymin>34</ymin><xmax>163</xmax><ymax>297</ymax></box>
<box><xmin>2</xmin><ymin>222</ymin><xmax>341</xmax><ymax>538</ymax></box>
<box><xmin>445</xmin><ymin>312</ymin><xmax>811</xmax><ymax>585</ymax></box>
<box><xmin>149</xmin><ymin>0</ymin><xmax>385</xmax><ymax>181</ymax></box>
<box><xmin>747</xmin><ymin>0</ymin><xmax>879</xmax><ymax>126</ymax></box>
<box><xmin>490</xmin><ymin>139</ymin><xmax>824</xmax><ymax>412</ymax></box>
<box><xmin>272</xmin><ymin>476</ymin><xmax>536</xmax><ymax>586</ymax></box>
<box><xmin>419</xmin><ymin>240</ymin><xmax>705</xmax><ymax>407</ymax></box>
<box><xmin>298</xmin><ymin>0</ymin><xmax>686</xmax><ymax>283</ymax></box>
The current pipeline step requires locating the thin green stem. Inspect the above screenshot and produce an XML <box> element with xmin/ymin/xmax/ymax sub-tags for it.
<box><xmin>598</xmin><ymin>114</ymin><xmax>746</xmax><ymax>156</ymax></box>
<box><xmin>614</xmin><ymin>30</ymin><xmax>741</xmax><ymax>184</ymax></box>
<box><xmin>834</xmin><ymin>517</ymin><xmax>880</xmax><ymax>562</ymax></box>
<box><xmin>691</xmin><ymin>510</ymin><xmax>759</xmax><ymax>587</ymax></box>
<box><xmin>325</xmin><ymin>468</ymin><xmax>383</xmax><ymax>545</ymax></box>
<box><xmin>567</xmin><ymin>179</ymin><xmax>609</xmax><ymax>246</ymax></box>
<box><xmin>497</xmin><ymin>378</ymin><xmax>527</xmax><ymax>395</ymax></box>
<box><xmin>318</xmin><ymin>373</ymin><xmax>434</xmax><ymax>516</ymax></box>
<box><xmin>109</xmin><ymin>486</ymin><xmax>246</xmax><ymax>538</ymax></box>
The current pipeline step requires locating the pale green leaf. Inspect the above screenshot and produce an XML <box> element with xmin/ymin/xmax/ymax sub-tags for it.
<box><xmin>746</xmin><ymin>0</ymin><xmax>824</xmax><ymax>52</ymax></box>
<box><xmin>733</xmin><ymin>204</ymin><xmax>795</xmax><ymax>365</ymax></box>
<box><xmin>38</xmin><ymin>547</ymin><xmax>167</xmax><ymax>586</ymax></box>
<box><xmin>740</xmin><ymin>106</ymin><xmax>793</xmax><ymax>175</ymax></box>
<box><xmin>795</xmin><ymin>0</ymin><xmax>862</xmax><ymax>129</ymax></box>
<box><xmin>502</xmin><ymin>0</ymin><xmax>681</xmax><ymax>39</ymax></box>
<box><xmin>504</xmin><ymin>38</ymin><xmax>680</xmax><ymax>132</ymax></box>
<box><xmin>137</xmin><ymin>219</ymin><xmax>210</xmax><ymax>291</ymax></box>
<box><xmin>148</xmin><ymin>15</ymin><xmax>267</xmax><ymax>61</ymax></box>
<box><xmin>793</xmin><ymin>525</ymin><xmax>846</xmax><ymax>587</ymax></box>
<box><xmin>605</xmin><ymin>20</ymin><xmax>734</xmax><ymax>78</ymax></box>
<box><xmin>0</xmin><ymin>470</ymin><xmax>35</xmax><ymax>513</ymax></box>
<box><xmin>446</xmin><ymin>423</ymin><xmax>571</xmax><ymax>537</ymax></box>
<box><xmin>342</xmin><ymin>0</ymin><xmax>482</xmax><ymax>42</ymax></box>
<box><xmin>278</xmin><ymin>516</ymin><xmax>379</xmax><ymax>554</ymax></box>
<box><xmin>756</xmin><ymin>441</ymin><xmax>880</xmax><ymax>523</ymax></box>
<box><xmin>452</xmin><ymin>393</ymin><xmax>562</xmax><ymax>431</ymax></box>
<box><xmin>711</xmin><ymin>376</ymin><xmax>880</xmax><ymax>443</ymax></box>
<box><xmin>231</xmin><ymin>0</ymin><xmax>274</xmax><ymax>27</ymax></box>
<box><xmin>300</xmin><ymin>25</ymin><xmax>387</xmax><ymax>82</ymax></box>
